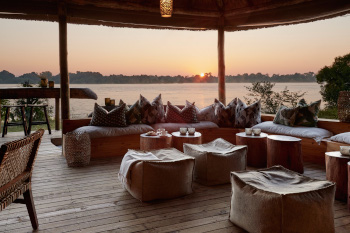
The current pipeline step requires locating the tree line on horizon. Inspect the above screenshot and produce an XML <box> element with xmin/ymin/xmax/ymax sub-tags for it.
<box><xmin>0</xmin><ymin>70</ymin><xmax>316</xmax><ymax>85</ymax></box>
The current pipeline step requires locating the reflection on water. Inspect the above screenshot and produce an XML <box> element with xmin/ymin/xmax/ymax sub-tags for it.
<box><xmin>0</xmin><ymin>83</ymin><xmax>322</xmax><ymax>119</ymax></box>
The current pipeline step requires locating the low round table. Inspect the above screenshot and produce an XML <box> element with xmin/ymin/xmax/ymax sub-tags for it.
<box><xmin>236</xmin><ymin>132</ymin><xmax>268</xmax><ymax>168</ymax></box>
<box><xmin>140</xmin><ymin>133</ymin><xmax>172</xmax><ymax>151</ymax></box>
<box><xmin>325</xmin><ymin>151</ymin><xmax>350</xmax><ymax>201</ymax></box>
<box><xmin>171</xmin><ymin>132</ymin><xmax>202</xmax><ymax>152</ymax></box>
<box><xmin>348</xmin><ymin>161</ymin><xmax>350</xmax><ymax>209</ymax></box>
<box><xmin>267</xmin><ymin>135</ymin><xmax>303</xmax><ymax>174</ymax></box>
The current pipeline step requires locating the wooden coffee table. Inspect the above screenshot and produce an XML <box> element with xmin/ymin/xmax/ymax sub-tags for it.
<box><xmin>140</xmin><ymin>133</ymin><xmax>172</xmax><ymax>151</ymax></box>
<box><xmin>267</xmin><ymin>135</ymin><xmax>303</xmax><ymax>173</ymax></box>
<box><xmin>171</xmin><ymin>132</ymin><xmax>202</xmax><ymax>152</ymax></box>
<box><xmin>236</xmin><ymin>132</ymin><xmax>268</xmax><ymax>168</ymax></box>
<box><xmin>325</xmin><ymin>151</ymin><xmax>350</xmax><ymax>201</ymax></box>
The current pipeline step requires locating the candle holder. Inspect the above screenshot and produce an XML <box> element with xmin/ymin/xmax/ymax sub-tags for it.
<box><xmin>188</xmin><ymin>128</ymin><xmax>195</xmax><ymax>135</ymax></box>
<box><xmin>340</xmin><ymin>146</ymin><xmax>350</xmax><ymax>156</ymax></box>
<box><xmin>110</xmin><ymin>99</ymin><xmax>116</xmax><ymax>106</ymax></box>
<box><xmin>253</xmin><ymin>128</ymin><xmax>261</xmax><ymax>136</ymax></box>
<box><xmin>245</xmin><ymin>128</ymin><xmax>253</xmax><ymax>135</ymax></box>
<box><xmin>40</xmin><ymin>78</ymin><xmax>48</xmax><ymax>88</ymax></box>
<box><xmin>105</xmin><ymin>98</ymin><xmax>111</xmax><ymax>106</ymax></box>
<box><xmin>49</xmin><ymin>81</ymin><xmax>55</xmax><ymax>88</ymax></box>
<box><xmin>180</xmin><ymin>128</ymin><xmax>187</xmax><ymax>135</ymax></box>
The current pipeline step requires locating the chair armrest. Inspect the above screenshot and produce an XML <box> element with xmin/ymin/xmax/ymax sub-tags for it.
<box><xmin>62</xmin><ymin>118</ymin><xmax>91</xmax><ymax>134</ymax></box>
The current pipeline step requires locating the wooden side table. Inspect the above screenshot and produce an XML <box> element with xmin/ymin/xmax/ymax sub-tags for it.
<box><xmin>348</xmin><ymin>161</ymin><xmax>350</xmax><ymax>209</ymax></box>
<box><xmin>236</xmin><ymin>132</ymin><xmax>268</xmax><ymax>168</ymax></box>
<box><xmin>140</xmin><ymin>133</ymin><xmax>172</xmax><ymax>151</ymax></box>
<box><xmin>325</xmin><ymin>151</ymin><xmax>350</xmax><ymax>201</ymax></box>
<box><xmin>171</xmin><ymin>132</ymin><xmax>202</xmax><ymax>152</ymax></box>
<box><xmin>267</xmin><ymin>135</ymin><xmax>303</xmax><ymax>174</ymax></box>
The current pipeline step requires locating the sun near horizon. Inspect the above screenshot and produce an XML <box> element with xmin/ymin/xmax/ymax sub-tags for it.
<box><xmin>200</xmin><ymin>73</ymin><xmax>205</xmax><ymax>77</ymax></box>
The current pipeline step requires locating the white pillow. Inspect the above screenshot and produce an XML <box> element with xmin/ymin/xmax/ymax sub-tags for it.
<box><xmin>330</xmin><ymin>132</ymin><xmax>350</xmax><ymax>144</ymax></box>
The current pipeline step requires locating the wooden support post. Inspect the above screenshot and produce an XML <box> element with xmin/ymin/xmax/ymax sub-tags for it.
<box><xmin>58</xmin><ymin>2</ymin><xmax>70</xmax><ymax>122</ymax></box>
<box><xmin>0</xmin><ymin>99</ymin><xmax>2</xmax><ymax>132</ymax></box>
<box><xmin>218</xmin><ymin>26</ymin><xmax>225</xmax><ymax>105</ymax></box>
<box><xmin>55</xmin><ymin>97</ymin><xmax>60</xmax><ymax>130</ymax></box>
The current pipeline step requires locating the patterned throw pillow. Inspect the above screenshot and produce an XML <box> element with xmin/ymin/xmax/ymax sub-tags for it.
<box><xmin>294</xmin><ymin>99</ymin><xmax>321</xmax><ymax>127</ymax></box>
<box><xmin>165</xmin><ymin>101</ymin><xmax>199</xmax><ymax>123</ymax></box>
<box><xmin>273</xmin><ymin>105</ymin><xmax>300</xmax><ymax>126</ymax></box>
<box><xmin>235</xmin><ymin>98</ymin><xmax>261</xmax><ymax>128</ymax></box>
<box><xmin>119</xmin><ymin>99</ymin><xmax>142</xmax><ymax>124</ymax></box>
<box><xmin>90</xmin><ymin>103</ymin><xmax>127</xmax><ymax>127</ymax></box>
<box><xmin>213</xmin><ymin>98</ymin><xmax>237</xmax><ymax>127</ymax></box>
<box><xmin>88</xmin><ymin>105</ymin><xmax>115</xmax><ymax>117</ymax></box>
<box><xmin>186</xmin><ymin>100</ymin><xmax>215</xmax><ymax>122</ymax></box>
<box><xmin>139</xmin><ymin>94</ymin><xmax>165</xmax><ymax>124</ymax></box>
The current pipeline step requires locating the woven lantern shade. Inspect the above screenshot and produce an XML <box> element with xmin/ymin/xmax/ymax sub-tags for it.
<box><xmin>338</xmin><ymin>91</ymin><xmax>350</xmax><ymax>122</ymax></box>
<box><xmin>160</xmin><ymin>0</ymin><xmax>173</xmax><ymax>18</ymax></box>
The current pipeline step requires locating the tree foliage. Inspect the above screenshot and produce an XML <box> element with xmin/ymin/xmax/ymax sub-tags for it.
<box><xmin>316</xmin><ymin>53</ymin><xmax>350</xmax><ymax>107</ymax></box>
<box><xmin>244</xmin><ymin>81</ymin><xmax>306</xmax><ymax>114</ymax></box>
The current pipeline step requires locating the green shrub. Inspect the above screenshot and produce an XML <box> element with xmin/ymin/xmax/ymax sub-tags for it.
<box><xmin>318</xmin><ymin>107</ymin><xmax>338</xmax><ymax>120</ymax></box>
<box><xmin>245</xmin><ymin>81</ymin><xmax>306</xmax><ymax>114</ymax></box>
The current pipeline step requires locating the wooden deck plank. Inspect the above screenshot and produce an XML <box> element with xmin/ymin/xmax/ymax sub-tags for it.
<box><xmin>1</xmin><ymin>131</ymin><xmax>350</xmax><ymax>232</ymax></box>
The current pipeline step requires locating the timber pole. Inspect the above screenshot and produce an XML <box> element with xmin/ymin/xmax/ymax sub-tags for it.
<box><xmin>218</xmin><ymin>25</ymin><xmax>226</xmax><ymax>105</ymax></box>
<box><xmin>58</xmin><ymin>2</ymin><xmax>70</xmax><ymax>123</ymax></box>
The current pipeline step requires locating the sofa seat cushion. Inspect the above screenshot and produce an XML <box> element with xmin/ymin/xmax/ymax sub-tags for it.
<box><xmin>73</xmin><ymin>124</ymin><xmax>154</xmax><ymax>139</ymax></box>
<box><xmin>330</xmin><ymin>132</ymin><xmax>350</xmax><ymax>144</ymax></box>
<box><xmin>151</xmin><ymin>121</ymin><xmax>219</xmax><ymax>133</ymax></box>
<box><xmin>252</xmin><ymin>121</ymin><xmax>333</xmax><ymax>143</ymax></box>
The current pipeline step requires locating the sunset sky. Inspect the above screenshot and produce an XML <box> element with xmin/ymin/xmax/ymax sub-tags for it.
<box><xmin>0</xmin><ymin>14</ymin><xmax>349</xmax><ymax>77</ymax></box>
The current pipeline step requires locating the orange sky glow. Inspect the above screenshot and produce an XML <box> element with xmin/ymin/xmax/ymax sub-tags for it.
<box><xmin>0</xmin><ymin>15</ymin><xmax>349</xmax><ymax>77</ymax></box>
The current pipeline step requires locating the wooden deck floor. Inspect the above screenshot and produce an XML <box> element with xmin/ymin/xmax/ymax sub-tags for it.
<box><xmin>1</xmin><ymin>130</ymin><xmax>350</xmax><ymax>233</ymax></box>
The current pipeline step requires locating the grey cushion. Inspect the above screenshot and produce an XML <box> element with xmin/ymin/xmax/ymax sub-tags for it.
<box><xmin>74</xmin><ymin>124</ymin><xmax>154</xmax><ymax>139</ymax></box>
<box><xmin>230</xmin><ymin>166</ymin><xmax>335</xmax><ymax>233</ymax></box>
<box><xmin>151</xmin><ymin>121</ymin><xmax>219</xmax><ymax>133</ymax></box>
<box><xmin>252</xmin><ymin>121</ymin><xmax>333</xmax><ymax>143</ymax></box>
<box><xmin>183</xmin><ymin>138</ymin><xmax>247</xmax><ymax>185</ymax></box>
<box><xmin>330</xmin><ymin>132</ymin><xmax>350</xmax><ymax>144</ymax></box>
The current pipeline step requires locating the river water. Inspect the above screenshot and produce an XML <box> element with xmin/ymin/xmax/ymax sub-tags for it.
<box><xmin>0</xmin><ymin>82</ymin><xmax>322</xmax><ymax>118</ymax></box>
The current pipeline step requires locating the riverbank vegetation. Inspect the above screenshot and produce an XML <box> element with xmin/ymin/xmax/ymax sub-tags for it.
<box><xmin>0</xmin><ymin>70</ymin><xmax>316</xmax><ymax>84</ymax></box>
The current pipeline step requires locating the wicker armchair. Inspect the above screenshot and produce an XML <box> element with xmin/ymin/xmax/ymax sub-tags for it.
<box><xmin>0</xmin><ymin>129</ymin><xmax>44</xmax><ymax>230</ymax></box>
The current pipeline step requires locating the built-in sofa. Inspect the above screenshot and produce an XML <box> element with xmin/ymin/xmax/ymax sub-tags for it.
<box><xmin>62</xmin><ymin>111</ymin><xmax>350</xmax><ymax>165</ymax></box>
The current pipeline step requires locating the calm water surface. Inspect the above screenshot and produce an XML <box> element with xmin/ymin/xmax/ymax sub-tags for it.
<box><xmin>1</xmin><ymin>83</ymin><xmax>322</xmax><ymax>118</ymax></box>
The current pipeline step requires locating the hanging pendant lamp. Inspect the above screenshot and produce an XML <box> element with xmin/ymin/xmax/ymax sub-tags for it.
<box><xmin>160</xmin><ymin>0</ymin><xmax>173</xmax><ymax>17</ymax></box>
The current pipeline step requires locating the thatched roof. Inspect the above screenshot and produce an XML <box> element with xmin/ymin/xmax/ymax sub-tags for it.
<box><xmin>1</xmin><ymin>0</ymin><xmax>349</xmax><ymax>31</ymax></box>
